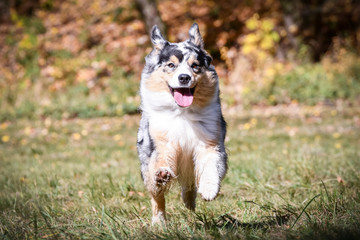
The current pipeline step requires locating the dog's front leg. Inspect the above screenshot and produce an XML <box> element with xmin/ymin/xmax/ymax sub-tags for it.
<box><xmin>147</xmin><ymin>154</ymin><xmax>175</xmax><ymax>225</ymax></box>
<box><xmin>181</xmin><ymin>185</ymin><xmax>197</xmax><ymax>210</ymax></box>
<box><xmin>150</xmin><ymin>193</ymin><xmax>166</xmax><ymax>225</ymax></box>
<box><xmin>147</xmin><ymin>141</ymin><xmax>177</xmax><ymax>225</ymax></box>
<box><xmin>196</xmin><ymin>147</ymin><xmax>226</xmax><ymax>201</ymax></box>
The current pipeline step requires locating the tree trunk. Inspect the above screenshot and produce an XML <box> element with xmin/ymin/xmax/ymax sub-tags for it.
<box><xmin>135</xmin><ymin>0</ymin><xmax>166</xmax><ymax>35</ymax></box>
<box><xmin>0</xmin><ymin>0</ymin><xmax>11</xmax><ymax>23</ymax></box>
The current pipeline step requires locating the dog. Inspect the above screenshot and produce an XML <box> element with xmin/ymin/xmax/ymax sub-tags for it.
<box><xmin>137</xmin><ymin>23</ymin><xmax>227</xmax><ymax>225</ymax></box>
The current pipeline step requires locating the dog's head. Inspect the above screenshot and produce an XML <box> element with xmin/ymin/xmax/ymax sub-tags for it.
<box><xmin>142</xmin><ymin>23</ymin><xmax>218</xmax><ymax>109</ymax></box>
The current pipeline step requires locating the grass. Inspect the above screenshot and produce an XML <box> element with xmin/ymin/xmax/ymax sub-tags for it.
<box><xmin>0</xmin><ymin>70</ymin><xmax>140</xmax><ymax>122</ymax></box>
<box><xmin>1</xmin><ymin>105</ymin><xmax>360</xmax><ymax>239</ymax></box>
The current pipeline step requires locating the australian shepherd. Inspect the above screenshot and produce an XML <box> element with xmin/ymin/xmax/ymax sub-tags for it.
<box><xmin>137</xmin><ymin>23</ymin><xmax>227</xmax><ymax>225</ymax></box>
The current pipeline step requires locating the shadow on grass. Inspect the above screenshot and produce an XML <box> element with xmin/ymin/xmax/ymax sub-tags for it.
<box><xmin>216</xmin><ymin>213</ymin><xmax>291</xmax><ymax>230</ymax></box>
<box><xmin>194</xmin><ymin>200</ymin><xmax>293</xmax><ymax>231</ymax></box>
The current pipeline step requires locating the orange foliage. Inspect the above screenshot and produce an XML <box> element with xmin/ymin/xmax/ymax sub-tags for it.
<box><xmin>0</xmin><ymin>0</ymin><xmax>359</xmax><ymax>109</ymax></box>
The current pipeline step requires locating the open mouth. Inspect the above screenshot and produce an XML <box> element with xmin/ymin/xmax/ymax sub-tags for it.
<box><xmin>168</xmin><ymin>85</ymin><xmax>196</xmax><ymax>108</ymax></box>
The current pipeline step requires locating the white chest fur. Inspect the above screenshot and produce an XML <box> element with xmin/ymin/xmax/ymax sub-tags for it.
<box><xmin>148</xmin><ymin>107</ymin><xmax>218</xmax><ymax>149</ymax></box>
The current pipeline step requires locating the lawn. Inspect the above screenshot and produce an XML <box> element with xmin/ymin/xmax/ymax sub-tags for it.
<box><xmin>1</xmin><ymin>105</ymin><xmax>360</xmax><ymax>239</ymax></box>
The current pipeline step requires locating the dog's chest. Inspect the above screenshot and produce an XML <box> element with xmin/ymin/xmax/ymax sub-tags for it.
<box><xmin>149</xmin><ymin>112</ymin><xmax>210</xmax><ymax>149</ymax></box>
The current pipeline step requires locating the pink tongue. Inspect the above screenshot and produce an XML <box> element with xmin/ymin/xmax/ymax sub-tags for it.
<box><xmin>173</xmin><ymin>88</ymin><xmax>194</xmax><ymax>107</ymax></box>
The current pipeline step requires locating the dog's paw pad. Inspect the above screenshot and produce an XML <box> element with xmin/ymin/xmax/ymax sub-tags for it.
<box><xmin>155</xmin><ymin>168</ymin><xmax>173</xmax><ymax>186</ymax></box>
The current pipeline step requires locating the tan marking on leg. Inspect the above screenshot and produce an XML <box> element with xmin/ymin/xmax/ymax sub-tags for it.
<box><xmin>145</xmin><ymin>130</ymin><xmax>183</xmax><ymax>224</ymax></box>
<box><xmin>145</xmin><ymin>130</ymin><xmax>181</xmax><ymax>196</ymax></box>
<box><xmin>149</xmin><ymin>130</ymin><xmax>180</xmax><ymax>173</ymax></box>
<box><xmin>151</xmin><ymin>194</ymin><xmax>166</xmax><ymax>225</ymax></box>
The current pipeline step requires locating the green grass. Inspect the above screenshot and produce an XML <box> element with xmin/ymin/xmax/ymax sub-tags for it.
<box><xmin>0</xmin><ymin>71</ymin><xmax>140</xmax><ymax>122</ymax></box>
<box><xmin>1</xmin><ymin>106</ymin><xmax>360</xmax><ymax>239</ymax></box>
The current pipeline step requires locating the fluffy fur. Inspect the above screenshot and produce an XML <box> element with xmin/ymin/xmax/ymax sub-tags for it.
<box><xmin>137</xmin><ymin>23</ymin><xmax>227</xmax><ymax>225</ymax></box>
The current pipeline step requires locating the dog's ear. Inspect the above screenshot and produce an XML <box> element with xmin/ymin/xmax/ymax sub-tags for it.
<box><xmin>204</xmin><ymin>54</ymin><xmax>212</xmax><ymax>68</ymax></box>
<box><xmin>151</xmin><ymin>25</ymin><xmax>167</xmax><ymax>51</ymax></box>
<box><xmin>188</xmin><ymin>23</ymin><xmax>204</xmax><ymax>49</ymax></box>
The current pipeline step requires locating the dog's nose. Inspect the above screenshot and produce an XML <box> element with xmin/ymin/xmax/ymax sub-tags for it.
<box><xmin>178</xmin><ymin>74</ymin><xmax>191</xmax><ymax>85</ymax></box>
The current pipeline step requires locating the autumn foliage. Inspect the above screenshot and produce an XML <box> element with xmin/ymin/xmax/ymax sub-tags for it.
<box><xmin>0</xmin><ymin>0</ymin><xmax>359</xmax><ymax>120</ymax></box>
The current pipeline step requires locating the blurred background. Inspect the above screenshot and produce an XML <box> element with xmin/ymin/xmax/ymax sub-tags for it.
<box><xmin>0</xmin><ymin>0</ymin><xmax>359</xmax><ymax>120</ymax></box>
<box><xmin>1</xmin><ymin>2</ymin><xmax>360</xmax><ymax>238</ymax></box>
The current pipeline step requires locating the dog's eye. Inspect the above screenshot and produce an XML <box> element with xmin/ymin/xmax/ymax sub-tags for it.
<box><xmin>191</xmin><ymin>63</ymin><xmax>201</xmax><ymax>73</ymax></box>
<box><xmin>167</xmin><ymin>63</ymin><xmax>175</xmax><ymax>68</ymax></box>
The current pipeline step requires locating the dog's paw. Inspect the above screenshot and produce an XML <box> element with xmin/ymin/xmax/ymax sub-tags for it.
<box><xmin>152</xmin><ymin>212</ymin><xmax>166</xmax><ymax>226</ymax></box>
<box><xmin>198</xmin><ymin>182</ymin><xmax>219</xmax><ymax>201</ymax></box>
<box><xmin>155</xmin><ymin>167</ymin><xmax>174</xmax><ymax>186</ymax></box>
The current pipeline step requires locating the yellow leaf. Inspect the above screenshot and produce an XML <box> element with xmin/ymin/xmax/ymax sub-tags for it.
<box><xmin>265</xmin><ymin>68</ymin><xmax>276</xmax><ymax>77</ymax></box>
<box><xmin>274</xmin><ymin>62</ymin><xmax>284</xmax><ymax>71</ymax></box>
<box><xmin>271</xmin><ymin>32</ymin><xmax>280</xmax><ymax>42</ymax></box>
<box><xmin>250</xmin><ymin>118</ymin><xmax>257</xmax><ymax>126</ymax></box>
<box><xmin>50</xmin><ymin>27</ymin><xmax>59</xmax><ymax>35</ymax></box>
<box><xmin>246</xmin><ymin>14</ymin><xmax>259</xmax><ymax>30</ymax></box>
<box><xmin>19</xmin><ymin>34</ymin><xmax>32</xmax><ymax>49</ymax></box>
<box><xmin>243</xmin><ymin>33</ymin><xmax>259</xmax><ymax>44</ymax></box>
<box><xmin>268</xmin><ymin>95</ymin><xmax>276</xmax><ymax>103</ymax></box>
<box><xmin>242</xmin><ymin>87</ymin><xmax>250</xmax><ymax>95</ymax></box>
<box><xmin>243</xmin><ymin>123</ymin><xmax>251</xmax><ymax>130</ymax></box>
<box><xmin>261</xmin><ymin>19</ymin><xmax>274</xmax><ymax>32</ymax></box>
<box><xmin>72</xmin><ymin>133</ymin><xmax>81</xmax><ymax>141</ymax></box>
<box><xmin>256</xmin><ymin>50</ymin><xmax>267</xmax><ymax>61</ymax></box>
<box><xmin>242</xmin><ymin>44</ymin><xmax>256</xmax><ymax>55</ymax></box>
<box><xmin>260</xmin><ymin>35</ymin><xmax>274</xmax><ymax>50</ymax></box>
<box><xmin>2</xmin><ymin>135</ymin><xmax>10</xmax><ymax>143</ymax></box>
<box><xmin>113</xmin><ymin>134</ymin><xmax>121</xmax><ymax>141</ymax></box>
<box><xmin>24</xmin><ymin>127</ymin><xmax>32</xmax><ymax>135</ymax></box>
<box><xmin>332</xmin><ymin>132</ymin><xmax>341</xmax><ymax>139</ymax></box>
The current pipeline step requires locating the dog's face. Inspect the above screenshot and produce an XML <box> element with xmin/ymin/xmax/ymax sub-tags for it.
<box><xmin>142</xmin><ymin>24</ymin><xmax>218</xmax><ymax>109</ymax></box>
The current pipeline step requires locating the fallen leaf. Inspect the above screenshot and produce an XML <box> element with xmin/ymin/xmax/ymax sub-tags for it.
<box><xmin>78</xmin><ymin>190</ymin><xmax>84</xmax><ymax>198</ymax></box>
<box><xmin>337</xmin><ymin>176</ymin><xmax>344</xmax><ymax>184</ymax></box>
<box><xmin>113</xmin><ymin>134</ymin><xmax>121</xmax><ymax>141</ymax></box>
<box><xmin>1</xmin><ymin>135</ymin><xmax>10</xmax><ymax>143</ymax></box>
<box><xmin>0</xmin><ymin>122</ymin><xmax>9</xmax><ymax>129</ymax></box>
<box><xmin>72</xmin><ymin>133</ymin><xmax>81</xmax><ymax>141</ymax></box>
